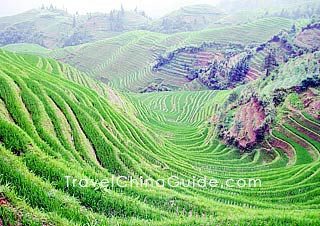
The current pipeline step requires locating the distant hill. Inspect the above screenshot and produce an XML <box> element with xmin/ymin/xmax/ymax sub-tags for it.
<box><xmin>149</xmin><ymin>4</ymin><xmax>227</xmax><ymax>33</ymax></box>
<box><xmin>1</xmin><ymin>2</ymin><xmax>319</xmax><ymax>49</ymax></box>
<box><xmin>0</xmin><ymin>7</ymin><xmax>151</xmax><ymax>49</ymax></box>
<box><xmin>218</xmin><ymin>0</ymin><xmax>320</xmax><ymax>16</ymax></box>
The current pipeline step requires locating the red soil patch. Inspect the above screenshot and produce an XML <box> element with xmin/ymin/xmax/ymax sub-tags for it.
<box><xmin>269</xmin><ymin>137</ymin><xmax>293</xmax><ymax>158</ymax></box>
<box><xmin>226</xmin><ymin>98</ymin><xmax>266</xmax><ymax>149</ymax></box>
<box><xmin>209</xmin><ymin>116</ymin><xmax>219</xmax><ymax>124</ymax></box>
<box><xmin>287</xmin><ymin>118</ymin><xmax>320</xmax><ymax>142</ymax></box>
<box><xmin>246</xmin><ymin>68</ymin><xmax>260</xmax><ymax>81</ymax></box>
<box><xmin>300</xmin><ymin>89</ymin><xmax>320</xmax><ymax>120</ymax></box>
<box><xmin>296</xmin><ymin>114</ymin><xmax>320</xmax><ymax>132</ymax></box>
<box><xmin>294</xmin><ymin>28</ymin><xmax>320</xmax><ymax>49</ymax></box>
<box><xmin>276</xmin><ymin>125</ymin><xmax>314</xmax><ymax>156</ymax></box>
<box><xmin>0</xmin><ymin>196</ymin><xmax>8</xmax><ymax>206</ymax></box>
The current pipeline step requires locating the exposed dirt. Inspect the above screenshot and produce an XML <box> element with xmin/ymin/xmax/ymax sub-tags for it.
<box><xmin>269</xmin><ymin>137</ymin><xmax>293</xmax><ymax>158</ymax></box>
<box><xmin>105</xmin><ymin>87</ymin><xmax>125</xmax><ymax>109</ymax></box>
<box><xmin>294</xmin><ymin>27</ymin><xmax>320</xmax><ymax>49</ymax></box>
<box><xmin>0</xmin><ymin>196</ymin><xmax>8</xmax><ymax>206</ymax></box>
<box><xmin>287</xmin><ymin>118</ymin><xmax>320</xmax><ymax>141</ymax></box>
<box><xmin>296</xmin><ymin>114</ymin><xmax>320</xmax><ymax>132</ymax></box>
<box><xmin>301</xmin><ymin>89</ymin><xmax>320</xmax><ymax>120</ymax></box>
<box><xmin>225</xmin><ymin>98</ymin><xmax>266</xmax><ymax>149</ymax></box>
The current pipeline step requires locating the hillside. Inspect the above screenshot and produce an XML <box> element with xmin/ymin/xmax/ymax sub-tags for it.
<box><xmin>0</xmin><ymin>7</ymin><xmax>151</xmax><ymax>49</ymax></box>
<box><xmin>149</xmin><ymin>4</ymin><xmax>227</xmax><ymax>33</ymax></box>
<box><xmin>1</xmin><ymin>1</ymin><xmax>318</xmax><ymax>50</ymax></box>
<box><xmin>50</xmin><ymin>17</ymin><xmax>294</xmax><ymax>92</ymax></box>
<box><xmin>218</xmin><ymin>0</ymin><xmax>320</xmax><ymax>15</ymax></box>
<box><xmin>151</xmin><ymin>20</ymin><xmax>320</xmax><ymax>91</ymax></box>
<box><xmin>0</xmin><ymin>2</ymin><xmax>320</xmax><ymax>225</ymax></box>
<box><xmin>1</xmin><ymin>43</ymin><xmax>51</xmax><ymax>56</ymax></box>
<box><xmin>0</xmin><ymin>49</ymin><xmax>320</xmax><ymax>225</ymax></box>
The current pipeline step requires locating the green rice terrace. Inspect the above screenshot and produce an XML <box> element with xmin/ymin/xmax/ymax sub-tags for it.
<box><xmin>0</xmin><ymin>1</ymin><xmax>320</xmax><ymax>225</ymax></box>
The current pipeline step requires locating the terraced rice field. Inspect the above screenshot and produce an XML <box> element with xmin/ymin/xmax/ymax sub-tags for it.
<box><xmin>50</xmin><ymin>17</ymin><xmax>294</xmax><ymax>92</ymax></box>
<box><xmin>0</xmin><ymin>48</ymin><xmax>319</xmax><ymax>225</ymax></box>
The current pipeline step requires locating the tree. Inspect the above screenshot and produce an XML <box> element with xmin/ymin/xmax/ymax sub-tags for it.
<box><xmin>110</xmin><ymin>10</ymin><xmax>114</xmax><ymax>20</ymax></box>
<box><xmin>264</xmin><ymin>49</ymin><xmax>278</xmax><ymax>76</ymax></box>
<box><xmin>294</xmin><ymin>8</ymin><xmax>301</xmax><ymax>18</ymax></box>
<box><xmin>109</xmin><ymin>10</ymin><xmax>114</xmax><ymax>30</ymax></box>
<box><xmin>228</xmin><ymin>92</ymin><xmax>239</xmax><ymax>103</ymax></box>
<box><xmin>235</xmin><ymin>121</ymin><xmax>243</xmax><ymax>134</ymax></box>
<box><xmin>121</xmin><ymin>4</ymin><xmax>125</xmax><ymax>15</ymax></box>
<box><xmin>280</xmin><ymin>9</ymin><xmax>289</xmax><ymax>17</ymax></box>
<box><xmin>228</xmin><ymin>57</ymin><xmax>249</xmax><ymax>83</ymax></box>
<box><xmin>72</xmin><ymin>15</ymin><xmax>76</xmax><ymax>28</ymax></box>
<box><xmin>290</xmin><ymin>24</ymin><xmax>296</xmax><ymax>33</ymax></box>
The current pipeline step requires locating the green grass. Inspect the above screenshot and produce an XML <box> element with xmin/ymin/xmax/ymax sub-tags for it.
<box><xmin>1</xmin><ymin>43</ymin><xmax>51</xmax><ymax>56</ymax></box>
<box><xmin>288</xmin><ymin>93</ymin><xmax>304</xmax><ymax>110</ymax></box>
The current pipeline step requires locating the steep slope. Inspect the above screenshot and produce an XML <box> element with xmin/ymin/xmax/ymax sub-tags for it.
<box><xmin>0</xmin><ymin>49</ymin><xmax>320</xmax><ymax>225</ymax></box>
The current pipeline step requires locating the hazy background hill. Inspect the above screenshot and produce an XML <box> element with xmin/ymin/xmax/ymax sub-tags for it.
<box><xmin>1</xmin><ymin>1</ymin><xmax>319</xmax><ymax>49</ymax></box>
<box><xmin>0</xmin><ymin>6</ymin><xmax>151</xmax><ymax>48</ymax></box>
<box><xmin>149</xmin><ymin>4</ymin><xmax>227</xmax><ymax>33</ymax></box>
<box><xmin>218</xmin><ymin>0</ymin><xmax>320</xmax><ymax>13</ymax></box>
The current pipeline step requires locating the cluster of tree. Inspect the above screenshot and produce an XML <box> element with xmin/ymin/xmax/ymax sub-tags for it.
<box><xmin>40</xmin><ymin>4</ymin><xmax>69</xmax><ymax>15</ymax></box>
<box><xmin>140</xmin><ymin>83</ymin><xmax>172</xmax><ymax>93</ymax></box>
<box><xmin>302</xmin><ymin>21</ymin><xmax>320</xmax><ymax>32</ymax></box>
<box><xmin>0</xmin><ymin>23</ymin><xmax>44</xmax><ymax>46</ymax></box>
<box><xmin>108</xmin><ymin>5</ymin><xmax>150</xmax><ymax>32</ymax></box>
<box><xmin>159</xmin><ymin>18</ymin><xmax>193</xmax><ymax>33</ymax></box>
<box><xmin>198</xmin><ymin>55</ymin><xmax>250</xmax><ymax>90</ymax></box>
<box><xmin>153</xmin><ymin>42</ymin><xmax>250</xmax><ymax>90</ymax></box>
<box><xmin>109</xmin><ymin>6</ymin><xmax>125</xmax><ymax>31</ymax></box>
<box><xmin>228</xmin><ymin>56</ymin><xmax>250</xmax><ymax>83</ymax></box>
<box><xmin>198</xmin><ymin>60</ymin><xmax>228</xmax><ymax>89</ymax></box>
<box><xmin>41</xmin><ymin>4</ymin><xmax>56</xmax><ymax>11</ymax></box>
<box><xmin>63</xmin><ymin>31</ymin><xmax>93</xmax><ymax>47</ymax></box>
<box><xmin>266</xmin><ymin>5</ymin><xmax>320</xmax><ymax>19</ymax></box>
<box><xmin>264</xmin><ymin>49</ymin><xmax>278</xmax><ymax>77</ymax></box>
<box><xmin>301</xmin><ymin>74</ymin><xmax>320</xmax><ymax>90</ymax></box>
